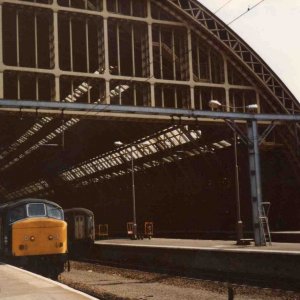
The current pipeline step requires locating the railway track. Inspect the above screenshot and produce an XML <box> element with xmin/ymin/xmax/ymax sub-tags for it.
<box><xmin>2</xmin><ymin>255</ymin><xmax>299</xmax><ymax>299</ymax></box>
<box><xmin>72</xmin><ymin>256</ymin><xmax>300</xmax><ymax>293</ymax></box>
<box><xmin>60</xmin><ymin>260</ymin><xmax>300</xmax><ymax>300</ymax></box>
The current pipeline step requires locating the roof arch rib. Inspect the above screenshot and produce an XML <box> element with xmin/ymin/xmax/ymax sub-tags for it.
<box><xmin>166</xmin><ymin>0</ymin><xmax>300</xmax><ymax>113</ymax></box>
<box><xmin>164</xmin><ymin>0</ymin><xmax>300</xmax><ymax>179</ymax></box>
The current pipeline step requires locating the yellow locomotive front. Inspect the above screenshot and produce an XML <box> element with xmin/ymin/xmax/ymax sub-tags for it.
<box><xmin>11</xmin><ymin>202</ymin><xmax>67</xmax><ymax>257</ymax></box>
<box><xmin>12</xmin><ymin>217</ymin><xmax>67</xmax><ymax>257</ymax></box>
<box><xmin>2</xmin><ymin>199</ymin><xmax>68</xmax><ymax>278</ymax></box>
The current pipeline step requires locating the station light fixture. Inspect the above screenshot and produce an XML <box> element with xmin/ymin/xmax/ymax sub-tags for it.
<box><xmin>219</xmin><ymin>140</ymin><xmax>232</xmax><ymax>147</ymax></box>
<box><xmin>208</xmin><ymin>99</ymin><xmax>222</xmax><ymax>110</ymax></box>
<box><xmin>246</xmin><ymin>104</ymin><xmax>258</xmax><ymax>112</ymax></box>
<box><xmin>114</xmin><ymin>141</ymin><xmax>124</xmax><ymax>147</ymax></box>
<box><xmin>208</xmin><ymin>98</ymin><xmax>245</xmax><ymax>244</ymax></box>
<box><xmin>114</xmin><ymin>140</ymin><xmax>138</xmax><ymax>240</ymax></box>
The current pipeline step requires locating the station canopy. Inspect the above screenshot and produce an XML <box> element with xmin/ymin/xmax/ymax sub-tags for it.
<box><xmin>0</xmin><ymin>0</ymin><xmax>299</xmax><ymax>203</ymax></box>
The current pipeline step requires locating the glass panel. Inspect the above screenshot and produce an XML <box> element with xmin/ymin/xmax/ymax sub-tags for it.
<box><xmin>108</xmin><ymin>0</ymin><xmax>147</xmax><ymax>17</ymax></box>
<box><xmin>27</xmin><ymin>203</ymin><xmax>46</xmax><ymax>217</ymax></box>
<box><xmin>58</xmin><ymin>0</ymin><xmax>102</xmax><ymax>11</ymax></box>
<box><xmin>8</xmin><ymin>205</ymin><xmax>27</xmax><ymax>223</ymax></box>
<box><xmin>88</xmin><ymin>215</ymin><xmax>94</xmax><ymax>237</ymax></box>
<box><xmin>47</xmin><ymin>204</ymin><xmax>64</xmax><ymax>220</ymax></box>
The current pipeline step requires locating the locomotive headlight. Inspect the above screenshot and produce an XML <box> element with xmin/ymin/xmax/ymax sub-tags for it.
<box><xmin>30</xmin><ymin>236</ymin><xmax>35</xmax><ymax>242</ymax></box>
<box><xmin>48</xmin><ymin>235</ymin><xmax>53</xmax><ymax>240</ymax></box>
<box><xmin>55</xmin><ymin>242</ymin><xmax>63</xmax><ymax>248</ymax></box>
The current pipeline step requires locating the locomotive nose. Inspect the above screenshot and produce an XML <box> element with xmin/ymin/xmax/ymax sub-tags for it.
<box><xmin>12</xmin><ymin>218</ymin><xmax>67</xmax><ymax>256</ymax></box>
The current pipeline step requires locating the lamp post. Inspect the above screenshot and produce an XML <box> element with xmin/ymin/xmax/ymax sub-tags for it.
<box><xmin>114</xmin><ymin>141</ymin><xmax>137</xmax><ymax>239</ymax></box>
<box><xmin>208</xmin><ymin>100</ymin><xmax>244</xmax><ymax>243</ymax></box>
<box><xmin>234</xmin><ymin>130</ymin><xmax>243</xmax><ymax>243</ymax></box>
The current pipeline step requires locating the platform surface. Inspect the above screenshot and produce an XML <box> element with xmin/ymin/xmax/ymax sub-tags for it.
<box><xmin>0</xmin><ymin>263</ymin><xmax>97</xmax><ymax>300</ymax></box>
<box><xmin>272</xmin><ymin>231</ymin><xmax>300</xmax><ymax>234</ymax></box>
<box><xmin>95</xmin><ymin>238</ymin><xmax>300</xmax><ymax>254</ymax></box>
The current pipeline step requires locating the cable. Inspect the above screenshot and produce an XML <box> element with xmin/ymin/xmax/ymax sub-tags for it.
<box><xmin>227</xmin><ymin>0</ymin><xmax>266</xmax><ymax>26</ymax></box>
<box><xmin>214</xmin><ymin>0</ymin><xmax>234</xmax><ymax>14</ymax></box>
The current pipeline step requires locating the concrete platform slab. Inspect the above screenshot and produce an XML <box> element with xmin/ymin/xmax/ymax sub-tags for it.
<box><xmin>0</xmin><ymin>263</ymin><xmax>97</xmax><ymax>300</ymax></box>
<box><xmin>95</xmin><ymin>238</ymin><xmax>300</xmax><ymax>254</ymax></box>
<box><xmin>91</xmin><ymin>238</ymin><xmax>300</xmax><ymax>290</ymax></box>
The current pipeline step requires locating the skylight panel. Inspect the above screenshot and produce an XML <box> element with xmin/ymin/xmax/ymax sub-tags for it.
<box><xmin>219</xmin><ymin>140</ymin><xmax>231</xmax><ymax>147</ymax></box>
<box><xmin>213</xmin><ymin>142</ymin><xmax>223</xmax><ymax>149</ymax></box>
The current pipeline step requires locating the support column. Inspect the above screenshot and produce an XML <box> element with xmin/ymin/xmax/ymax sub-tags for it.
<box><xmin>187</xmin><ymin>28</ymin><xmax>195</xmax><ymax>109</ymax></box>
<box><xmin>147</xmin><ymin>0</ymin><xmax>155</xmax><ymax>107</ymax></box>
<box><xmin>234</xmin><ymin>129</ymin><xmax>243</xmax><ymax>243</ymax></box>
<box><xmin>103</xmin><ymin>0</ymin><xmax>110</xmax><ymax>104</ymax></box>
<box><xmin>0</xmin><ymin>4</ymin><xmax>4</xmax><ymax>98</ymax></box>
<box><xmin>247</xmin><ymin>120</ymin><xmax>265</xmax><ymax>246</ymax></box>
<box><xmin>256</xmin><ymin>90</ymin><xmax>261</xmax><ymax>113</ymax></box>
<box><xmin>53</xmin><ymin>11</ymin><xmax>60</xmax><ymax>101</ymax></box>
<box><xmin>223</xmin><ymin>57</ymin><xmax>230</xmax><ymax>111</ymax></box>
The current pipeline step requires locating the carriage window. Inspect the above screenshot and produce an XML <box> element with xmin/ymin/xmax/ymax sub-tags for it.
<box><xmin>88</xmin><ymin>216</ymin><xmax>94</xmax><ymax>229</ymax></box>
<box><xmin>47</xmin><ymin>205</ymin><xmax>63</xmax><ymax>220</ymax></box>
<box><xmin>88</xmin><ymin>215</ymin><xmax>94</xmax><ymax>236</ymax></box>
<box><xmin>27</xmin><ymin>203</ymin><xmax>46</xmax><ymax>217</ymax></box>
<box><xmin>8</xmin><ymin>205</ymin><xmax>26</xmax><ymax>223</ymax></box>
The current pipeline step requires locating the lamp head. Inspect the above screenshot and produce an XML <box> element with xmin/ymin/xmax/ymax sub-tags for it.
<box><xmin>246</xmin><ymin>104</ymin><xmax>258</xmax><ymax>113</ymax></box>
<box><xmin>114</xmin><ymin>141</ymin><xmax>124</xmax><ymax>147</ymax></box>
<box><xmin>208</xmin><ymin>100</ymin><xmax>222</xmax><ymax>110</ymax></box>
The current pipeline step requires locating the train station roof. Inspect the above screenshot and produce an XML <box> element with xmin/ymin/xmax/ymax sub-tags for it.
<box><xmin>0</xmin><ymin>0</ymin><xmax>299</xmax><ymax>203</ymax></box>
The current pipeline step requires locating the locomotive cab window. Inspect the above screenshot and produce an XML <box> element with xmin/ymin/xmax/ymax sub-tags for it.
<box><xmin>8</xmin><ymin>205</ymin><xmax>26</xmax><ymax>223</ymax></box>
<box><xmin>27</xmin><ymin>203</ymin><xmax>46</xmax><ymax>217</ymax></box>
<box><xmin>47</xmin><ymin>204</ymin><xmax>63</xmax><ymax>220</ymax></box>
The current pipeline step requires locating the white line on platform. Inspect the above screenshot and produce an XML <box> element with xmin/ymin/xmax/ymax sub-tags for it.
<box><xmin>98</xmin><ymin>242</ymin><xmax>300</xmax><ymax>255</ymax></box>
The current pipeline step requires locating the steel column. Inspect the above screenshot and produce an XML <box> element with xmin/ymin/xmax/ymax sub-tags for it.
<box><xmin>69</xmin><ymin>16</ymin><xmax>73</xmax><ymax>71</ymax></box>
<box><xmin>247</xmin><ymin>120</ymin><xmax>265</xmax><ymax>246</ymax></box>
<box><xmin>85</xmin><ymin>18</ymin><xmax>90</xmax><ymax>73</ymax></box>
<box><xmin>223</xmin><ymin>57</ymin><xmax>230</xmax><ymax>112</ymax></box>
<box><xmin>187</xmin><ymin>28</ymin><xmax>195</xmax><ymax>109</ymax></box>
<box><xmin>131</xmin><ymin>146</ymin><xmax>137</xmax><ymax>239</ymax></box>
<box><xmin>103</xmin><ymin>15</ymin><xmax>110</xmax><ymax>104</ymax></box>
<box><xmin>16</xmin><ymin>9</ymin><xmax>20</xmax><ymax>67</ymax></box>
<box><xmin>234</xmin><ymin>130</ymin><xmax>243</xmax><ymax>242</ymax></box>
<box><xmin>53</xmin><ymin>12</ymin><xmax>60</xmax><ymax>101</ymax></box>
<box><xmin>0</xmin><ymin>3</ymin><xmax>3</xmax><ymax>98</ymax></box>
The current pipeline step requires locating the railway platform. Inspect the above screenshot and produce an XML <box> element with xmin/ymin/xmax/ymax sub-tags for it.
<box><xmin>0</xmin><ymin>262</ymin><xmax>97</xmax><ymax>300</ymax></box>
<box><xmin>95</xmin><ymin>237</ymin><xmax>300</xmax><ymax>252</ymax></box>
<box><xmin>92</xmin><ymin>238</ymin><xmax>300</xmax><ymax>290</ymax></box>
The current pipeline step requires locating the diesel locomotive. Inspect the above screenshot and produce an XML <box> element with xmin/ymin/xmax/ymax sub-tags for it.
<box><xmin>64</xmin><ymin>208</ymin><xmax>95</xmax><ymax>256</ymax></box>
<box><xmin>0</xmin><ymin>198</ymin><xmax>68</xmax><ymax>278</ymax></box>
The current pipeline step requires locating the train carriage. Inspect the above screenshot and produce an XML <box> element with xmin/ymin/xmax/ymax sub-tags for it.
<box><xmin>64</xmin><ymin>208</ymin><xmax>95</xmax><ymax>257</ymax></box>
<box><xmin>0</xmin><ymin>198</ymin><xmax>68</xmax><ymax>278</ymax></box>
